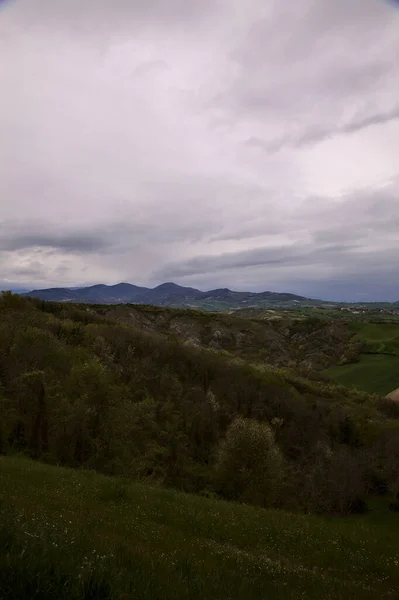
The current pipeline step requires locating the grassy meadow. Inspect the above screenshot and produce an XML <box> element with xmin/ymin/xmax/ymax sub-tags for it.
<box><xmin>326</xmin><ymin>354</ymin><xmax>399</xmax><ymax>396</ymax></box>
<box><xmin>326</xmin><ymin>322</ymin><xmax>399</xmax><ymax>395</ymax></box>
<box><xmin>352</xmin><ymin>322</ymin><xmax>399</xmax><ymax>353</ymax></box>
<box><xmin>1</xmin><ymin>457</ymin><xmax>399</xmax><ymax>600</ymax></box>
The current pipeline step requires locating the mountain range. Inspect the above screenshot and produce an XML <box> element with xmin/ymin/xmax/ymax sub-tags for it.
<box><xmin>20</xmin><ymin>282</ymin><xmax>399</xmax><ymax>311</ymax></box>
<box><xmin>22</xmin><ymin>282</ymin><xmax>312</xmax><ymax>310</ymax></box>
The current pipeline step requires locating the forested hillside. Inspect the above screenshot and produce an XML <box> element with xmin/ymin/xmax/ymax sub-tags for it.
<box><xmin>91</xmin><ymin>302</ymin><xmax>360</xmax><ymax>370</ymax></box>
<box><xmin>1</xmin><ymin>291</ymin><xmax>399</xmax><ymax>515</ymax></box>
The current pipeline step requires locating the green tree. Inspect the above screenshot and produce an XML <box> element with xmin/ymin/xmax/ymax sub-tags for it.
<box><xmin>214</xmin><ymin>416</ymin><xmax>283</xmax><ymax>507</ymax></box>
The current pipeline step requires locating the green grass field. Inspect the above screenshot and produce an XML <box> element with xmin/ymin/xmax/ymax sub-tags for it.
<box><xmin>351</xmin><ymin>323</ymin><xmax>399</xmax><ymax>355</ymax></box>
<box><xmin>325</xmin><ymin>323</ymin><xmax>399</xmax><ymax>395</ymax></box>
<box><xmin>326</xmin><ymin>354</ymin><xmax>399</xmax><ymax>396</ymax></box>
<box><xmin>351</xmin><ymin>322</ymin><xmax>399</xmax><ymax>341</ymax></box>
<box><xmin>1</xmin><ymin>457</ymin><xmax>399</xmax><ymax>599</ymax></box>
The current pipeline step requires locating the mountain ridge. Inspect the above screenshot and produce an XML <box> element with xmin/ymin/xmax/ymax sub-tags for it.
<box><xmin>22</xmin><ymin>281</ymin><xmax>311</xmax><ymax>309</ymax></box>
<box><xmin>19</xmin><ymin>282</ymin><xmax>399</xmax><ymax>310</ymax></box>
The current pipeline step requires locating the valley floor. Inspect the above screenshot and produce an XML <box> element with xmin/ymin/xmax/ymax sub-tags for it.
<box><xmin>1</xmin><ymin>457</ymin><xmax>399</xmax><ymax>599</ymax></box>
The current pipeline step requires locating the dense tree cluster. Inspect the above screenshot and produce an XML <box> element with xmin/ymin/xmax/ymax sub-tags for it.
<box><xmin>1</xmin><ymin>291</ymin><xmax>399</xmax><ymax>514</ymax></box>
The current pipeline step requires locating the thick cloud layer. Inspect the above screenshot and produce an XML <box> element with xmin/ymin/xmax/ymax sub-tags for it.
<box><xmin>1</xmin><ymin>0</ymin><xmax>399</xmax><ymax>300</ymax></box>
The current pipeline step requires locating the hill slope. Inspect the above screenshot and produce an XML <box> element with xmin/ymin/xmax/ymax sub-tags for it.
<box><xmin>1</xmin><ymin>457</ymin><xmax>399</xmax><ymax>600</ymax></box>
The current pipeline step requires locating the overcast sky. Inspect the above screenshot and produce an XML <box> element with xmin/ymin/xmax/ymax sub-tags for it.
<box><xmin>1</xmin><ymin>0</ymin><xmax>399</xmax><ymax>301</ymax></box>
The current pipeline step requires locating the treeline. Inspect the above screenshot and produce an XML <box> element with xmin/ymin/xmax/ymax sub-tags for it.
<box><xmin>1</xmin><ymin>291</ymin><xmax>399</xmax><ymax>515</ymax></box>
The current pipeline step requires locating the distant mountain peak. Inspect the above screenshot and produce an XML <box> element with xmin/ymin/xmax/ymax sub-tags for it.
<box><xmin>154</xmin><ymin>282</ymin><xmax>185</xmax><ymax>290</ymax></box>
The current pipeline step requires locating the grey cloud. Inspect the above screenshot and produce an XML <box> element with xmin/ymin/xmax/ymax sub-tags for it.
<box><xmin>1</xmin><ymin>259</ymin><xmax>50</xmax><ymax>284</ymax></box>
<box><xmin>307</xmin><ymin>186</ymin><xmax>399</xmax><ymax>234</ymax></box>
<box><xmin>153</xmin><ymin>263</ymin><xmax>399</xmax><ymax>303</ymax></box>
<box><xmin>210</xmin><ymin>183</ymin><xmax>399</xmax><ymax>247</ymax></box>
<box><xmin>152</xmin><ymin>182</ymin><xmax>399</xmax><ymax>287</ymax></box>
<box><xmin>342</xmin><ymin>107</ymin><xmax>399</xmax><ymax>134</ymax></box>
<box><xmin>155</xmin><ymin>241</ymin><xmax>399</xmax><ymax>302</ymax></box>
<box><xmin>220</xmin><ymin>0</ymin><xmax>399</xmax><ymax>154</ymax></box>
<box><xmin>209</xmin><ymin>221</ymin><xmax>285</xmax><ymax>243</ymax></box>
<box><xmin>244</xmin><ymin>137</ymin><xmax>291</xmax><ymax>155</ymax></box>
<box><xmin>133</xmin><ymin>60</ymin><xmax>169</xmax><ymax>78</ymax></box>
<box><xmin>10</xmin><ymin>265</ymin><xmax>47</xmax><ymax>279</ymax></box>
<box><xmin>246</xmin><ymin>102</ymin><xmax>399</xmax><ymax>151</ymax></box>
<box><xmin>154</xmin><ymin>240</ymin><xmax>364</xmax><ymax>280</ymax></box>
<box><xmin>241</xmin><ymin>84</ymin><xmax>399</xmax><ymax>155</ymax></box>
<box><xmin>0</xmin><ymin>223</ymin><xmax>113</xmax><ymax>254</ymax></box>
<box><xmin>1</xmin><ymin>0</ymin><xmax>399</xmax><ymax>300</ymax></box>
<box><xmin>8</xmin><ymin>0</ymin><xmax>218</xmax><ymax>35</ymax></box>
<box><xmin>0</xmin><ymin>203</ymin><xmax>222</xmax><ymax>256</ymax></box>
<box><xmin>295</xmin><ymin>105</ymin><xmax>399</xmax><ymax>148</ymax></box>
